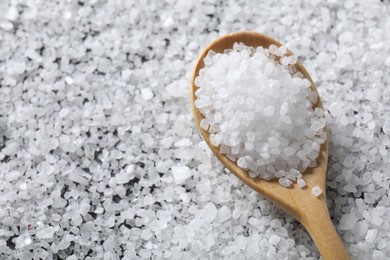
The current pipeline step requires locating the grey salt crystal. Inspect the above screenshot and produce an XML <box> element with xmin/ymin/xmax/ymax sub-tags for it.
<box><xmin>297</xmin><ymin>178</ymin><xmax>306</xmax><ymax>188</ymax></box>
<box><xmin>279</xmin><ymin>178</ymin><xmax>292</xmax><ymax>188</ymax></box>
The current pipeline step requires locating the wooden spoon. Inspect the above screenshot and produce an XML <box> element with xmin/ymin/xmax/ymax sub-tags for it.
<box><xmin>190</xmin><ymin>31</ymin><xmax>350</xmax><ymax>260</ymax></box>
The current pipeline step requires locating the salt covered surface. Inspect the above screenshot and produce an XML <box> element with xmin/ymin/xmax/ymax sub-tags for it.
<box><xmin>0</xmin><ymin>0</ymin><xmax>389</xmax><ymax>259</ymax></box>
<box><xmin>194</xmin><ymin>43</ymin><xmax>326</xmax><ymax>183</ymax></box>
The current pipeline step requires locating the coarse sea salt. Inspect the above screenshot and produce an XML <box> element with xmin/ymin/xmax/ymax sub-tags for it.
<box><xmin>195</xmin><ymin>43</ymin><xmax>326</xmax><ymax>187</ymax></box>
<box><xmin>0</xmin><ymin>0</ymin><xmax>389</xmax><ymax>259</ymax></box>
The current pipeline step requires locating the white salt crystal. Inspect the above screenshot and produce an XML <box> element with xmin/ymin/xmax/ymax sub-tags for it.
<box><xmin>143</xmin><ymin>194</ymin><xmax>154</xmax><ymax>205</ymax></box>
<box><xmin>200</xmin><ymin>119</ymin><xmax>209</xmax><ymax>130</ymax></box>
<box><xmin>156</xmin><ymin>160</ymin><xmax>173</xmax><ymax>173</ymax></box>
<box><xmin>15</xmin><ymin>233</ymin><xmax>32</xmax><ymax>248</ymax></box>
<box><xmin>65</xmin><ymin>76</ymin><xmax>74</xmax><ymax>85</ymax></box>
<box><xmin>141</xmin><ymin>88</ymin><xmax>154</xmax><ymax>100</ymax></box>
<box><xmin>68</xmin><ymin>172</ymin><xmax>89</xmax><ymax>186</ymax></box>
<box><xmin>5</xmin><ymin>6</ymin><xmax>19</xmax><ymax>21</ymax></box>
<box><xmin>59</xmin><ymin>108</ymin><xmax>70</xmax><ymax>118</ymax></box>
<box><xmin>0</xmin><ymin>21</ymin><xmax>13</xmax><ymax>31</ymax></box>
<box><xmin>196</xmin><ymin>179</ymin><xmax>212</xmax><ymax>195</ymax></box>
<box><xmin>280</xmin><ymin>102</ymin><xmax>289</xmax><ymax>116</ymax></box>
<box><xmin>217</xmin><ymin>206</ymin><xmax>231</xmax><ymax>222</ymax></box>
<box><xmin>275</xmin><ymin>170</ymin><xmax>286</xmax><ymax>178</ymax></box>
<box><xmin>365</xmin><ymin>229</ymin><xmax>378</xmax><ymax>243</ymax></box>
<box><xmin>172</xmin><ymin>165</ymin><xmax>191</xmax><ymax>184</ymax></box>
<box><xmin>311</xmin><ymin>186</ymin><xmax>322</xmax><ymax>197</ymax></box>
<box><xmin>370</xmin><ymin>206</ymin><xmax>385</xmax><ymax>226</ymax></box>
<box><xmin>278</xmin><ymin>178</ymin><xmax>292</xmax><ymax>188</ymax></box>
<box><xmin>248</xmin><ymin>217</ymin><xmax>262</xmax><ymax>229</ymax></box>
<box><xmin>163</xmin><ymin>17</ymin><xmax>174</xmax><ymax>28</ymax></box>
<box><xmin>3</xmin><ymin>141</ymin><xmax>19</xmax><ymax>155</ymax></box>
<box><xmin>237</xmin><ymin>157</ymin><xmax>248</xmax><ymax>168</ymax></box>
<box><xmin>210</xmin><ymin>134</ymin><xmax>222</xmax><ymax>146</ymax></box>
<box><xmin>352</xmin><ymin>220</ymin><xmax>368</xmax><ymax>240</ymax></box>
<box><xmin>63</xmin><ymin>11</ymin><xmax>72</xmax><ymax>20</ymax></box>
<box><xmin>71</xmin><ymin>214</ymin><xmax>83</xmax><ymax>226</ymax></box>
<box><xmin>297</xmin><ymin>178</ymin><xmax>306</xmax><ymax>188</ymax></box>
<box><xmin>7</xmin><ymin>62</ymin><xmax>26</xmax><ymax>75</ymax></box>
<box><xmin>115</xmin><ymin>171</ymin><xmax>131</xmax><ymax>184</ymax></box>
<box><xmin>36</xmin><ymin>227</ymin><xmax>55</xmax><ymax>239</ymax></box>
<box><xmin>203</xmin><ymin>202</ymin><xmax>218</xmax><ymax>222</ymax></box>
<box><xmin>141</xmin><ymin>229</ymin><xmax>153</xmax><ymax>240</ymax></box>
<box><xmin>121</xmin><ymin>209</ymin><xmax>135</xmax><ymax>220</ymax></box>
<box><xmin>141</xmin><ymin>133</ymin><xmax>155</xmax><ymax>147</ymax></box>
<box><xmin>264</xmin><ymin>106</ymin><xmax>275</xmax><ymax>116</ymax></box>
<box><xmin>366</xmin><ymin>88</ymin><xmax>381</xmax><ymax>102</ymax></box>
<box><xmin>338</xmin><ymin>31</ymin><xmax>353</xmax><ymax>43</ymax></box>
<box><xmin>269</xmin><ymin>234</ymin><xmax>281</xmax><ymax>245</ymax></box>
<box><xmin>339</xmin><ymin>213</ymin><xmax>357</xmax><ymax>230</ymax></box>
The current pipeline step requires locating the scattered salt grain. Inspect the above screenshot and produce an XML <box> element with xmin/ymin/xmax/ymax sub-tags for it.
<box><xmin>297</xmin><ymin>178</ymin><xmax>306</xmax><ymax>188</ymax></box>
<box><xmin>311</xmin><ymin>186</ymin><xmax>322</xmax><ymax>197</ymax></box>
<box><xmin>217</xmin><ymin>206</ymin><xmax>232</xmax><ymax>222</ymax></box>
<box><xmin>365</xmin><ymin>229</ymin><xmax>378</xmax><ymax>243</ymax></box>
<box><xmin>5</xmin><ymin>6</ymin><xmax>19</xmax><ymax>21</ymax></box>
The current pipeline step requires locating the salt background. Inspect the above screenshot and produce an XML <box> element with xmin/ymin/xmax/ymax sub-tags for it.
<box><xmin>0</xmin><ymin>0</ymin><xmax>389</xmax><ymax>259</ymax></box>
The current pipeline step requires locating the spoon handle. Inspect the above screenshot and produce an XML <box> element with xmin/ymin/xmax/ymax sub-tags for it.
<box><xmin>300</xmin><ymin>201</ymin><xmax>351</xmax><ymax>260</ymax></box>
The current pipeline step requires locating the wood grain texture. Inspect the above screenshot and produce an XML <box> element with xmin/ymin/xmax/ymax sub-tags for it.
<box><xmin>190</xmin><ymin>31</ymin><xmax>350</xmax><ymax>260</ymax></box>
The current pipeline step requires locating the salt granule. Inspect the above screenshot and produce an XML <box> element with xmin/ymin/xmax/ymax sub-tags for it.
<box><xmin>172</xmin><ymin>165</ymin><xmax>191</xmax><ymax>184</ymax></box>
<box><xmin>297</xmin><ymin>178</ymin><xmax>306</xmax><ymax>188</ymax></box>
<box><xmin>311</xmin><ymin>186</ymin><xmax>322</xmax><ymax>197</ymax></box>
<box><xmin>141</xmin><ymin>88</ymin><xmax>154</xmax><ymax>100</ymax></box>
<box><xmin>5</xmin><ymin>6</ymin><xmax>19</xmax><ymax>21</ymax></box>
<box><xmin>365</xmin><ymin>229</ymin><xmax>378</xmax><ymax>243</ymax></box>
<box><xmin>15</xmin><ymin>233</ymin><xmax>32</xmax><ymax>249</ymax></box>
<box><xmin>195</xmin><ymin>43</ymin><xmax>326</xmax><ymax>186</ymax></box>
<box><xmin>338</xmin><ymin>213</ymin><xmax>357</xmax><ymax>230</ymax></box>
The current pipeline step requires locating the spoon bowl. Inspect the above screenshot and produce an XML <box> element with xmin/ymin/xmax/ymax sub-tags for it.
<box><xmin>191</xmin><ymin>31</ymin><xmax>350</xmax><ymax>260</ymax></box>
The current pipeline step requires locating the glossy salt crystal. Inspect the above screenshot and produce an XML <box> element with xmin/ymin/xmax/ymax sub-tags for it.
<box><xmin>311</xmin><ymin>186</ymin><xmax>322</xmax><ymax>197</ymax></box>
<box><xmin>15</xmin><ymin>233</ymin><xmax>32</xmax><ymax>248</ymax></box>
<box><xmin>297</xmin><ymin>178</ymin><xmax>306</xmax><ymax>188</ymax></box>
<box><xmin>5</xmin><ymin>6</ymin><xmax>19</xmax><ymax>21</ymax></box>
<box><xmin>279</xmin><ymin>178</ymin><xmax>292</xmax><ymax>188</ymax></box>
